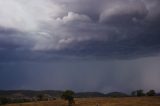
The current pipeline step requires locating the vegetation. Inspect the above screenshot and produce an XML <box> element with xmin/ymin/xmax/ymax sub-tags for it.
<box><xmin>61</xmin><ymin>90</ymin><xmax>75</xmax><ymax>106</ymax></box>
<box><xmin>146</xmin><ymin>90</ymin><xmax>156</xmax><ymax>96</ymax></box>
<box><xmin>0</xmin><ymin>97</ymin><xmax>32</xmax><ymax>105</ymax></box>
<box><xmin>37</xmin><ymin>94</ymin><xmax>44</xmax><ymax>101</ymax></box>
<box><xmin>0</xmin><ymin>97</ymin><xmax>10</xmax><ymax>105</ymax></box>
<box><xmin>131</xmin><ymin>89</ymin><xmax>157</xmax><ymax>97</ymax></box>
<box><xmin>131</xmin><ymin>91</ymin><xmax>136</xmax><ymax>96</ymax></box>
<box><xmin>3</xmin><ymin>97</ymin><xmax>160</xmax><ymax>106</ymax></box>
<box><xmin>136</xmin><ymin>90</ymin><xmax>145</xmax><ymax>97</ymax></box>
<box><xmin>0</xmin><ymin>89</ymin><xmax>159</xmax><ymax>105</ymax></box>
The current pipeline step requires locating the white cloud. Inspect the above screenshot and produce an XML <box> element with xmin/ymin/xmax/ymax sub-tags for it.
<box><xmin>0</xmin><ymin>0</ymin><xmax>94</xmax><ymax>51</ymax></box>
<box><xmin>99</xmin><ymin>0</ymin><xmax>148</xmax><ymax>23</ymax></box>
<box><xmin>56</xmin><ymin>12</ymin><xmax>91</xmax><ymax>23</ymax></box>
<box><xmin>0</xmin><ymin>0</ymin><xmax>65</xmax><ymax>31</ymax></box>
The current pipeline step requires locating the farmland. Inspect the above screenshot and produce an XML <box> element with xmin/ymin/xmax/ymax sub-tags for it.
<box><xmin>4</xmin><ymin>97</ymin><xmax>160</xmax><ymax>106</ymax></box>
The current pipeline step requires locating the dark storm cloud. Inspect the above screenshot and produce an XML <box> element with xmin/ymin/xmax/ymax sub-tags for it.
<box><xmin>0</xmin><ymin>27</ymin><xmax>34</xmax><ymax>51</ymax></box>
<box><xmin>54</xmin><ymin>0</ymin><xmax>160</xmax><ymax>59</ymax></box>
<box><xmin>58</xmin><ymin>26</ymin><xmax>160</xmax><ymax>59</ymax></box>
<box><xmin>0</xmin><ymin>28</ymin><xmax>21</xmax><ymax>49</ymax></box>
<box><xmin>1</xmin><ymin>0</ymin><xmax>160</xmax><ymax>93</ymax></box>
<box><xmin>0</xmin><ymin>0</ymin><xmax>160</xmax><ymax>60</ymax></box>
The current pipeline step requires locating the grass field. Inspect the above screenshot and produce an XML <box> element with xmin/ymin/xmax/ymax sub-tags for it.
<box><xmin>4</xmin><ymin>97</ymin><xmax>160</xmax><ymax>106</ymax></box>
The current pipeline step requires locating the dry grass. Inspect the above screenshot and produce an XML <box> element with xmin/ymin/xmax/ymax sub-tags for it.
<box><xmin>5</xmin><ymin>97</ymin><xmax>160</xmax><ymax>106</ymax></box>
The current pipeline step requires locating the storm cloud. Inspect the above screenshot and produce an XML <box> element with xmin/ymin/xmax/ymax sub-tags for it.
<box><xmin>0</xmin><ymin>0</ymin><xmax>160</xmax><ymax>92</ymax></box>
<box><xmin>0</xmin><ymin>0</ymin><xmax>160</xmax><ymax>60</ymax></box>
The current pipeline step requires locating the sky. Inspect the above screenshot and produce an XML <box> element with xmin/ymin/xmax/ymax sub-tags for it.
<box><xmin>0</xmin><ymin>0</ymin><xmax>160</xmax><ymax>93</ymax></box>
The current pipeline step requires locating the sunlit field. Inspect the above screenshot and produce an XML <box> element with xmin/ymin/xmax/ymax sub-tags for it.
<box><xmin>5</xmin><ymin>97</ymin><xmax>160</xmax><ymax>106</ymax></box>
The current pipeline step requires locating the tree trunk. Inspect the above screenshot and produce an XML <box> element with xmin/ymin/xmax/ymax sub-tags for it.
<box><xmin>68</xmin><ymin>100</ymin><xmax>72</xmax><ymax>106</ymax></box>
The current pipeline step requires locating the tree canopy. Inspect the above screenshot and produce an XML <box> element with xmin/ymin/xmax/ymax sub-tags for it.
<box><xmin>61</xmin><ymin>90</ymin><xmax>75</xmax><ymax>106</ymax></box>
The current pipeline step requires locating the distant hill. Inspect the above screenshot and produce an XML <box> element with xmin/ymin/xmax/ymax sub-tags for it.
<box><xmin>156</xmin><ymin>93</ymin><xmax>160</xmax><ymax>96</ymax></box>
<box><xmin>0</xmin><ymin>90</ymin><xmax>129</xmax><ymax>98</ymax></box>
<box><xmin>0</xmin><ymin>90</ymin><xmax>63</xmax><ymax>98</ymax></box>
<box><xmin>75</xmin><ymin>92</ymin><xmax>105</xmax><ymax>98</ymax></box>
<box><xmin>105</xmin><ymin>92</ymin><xmax>129</xmax><ymax>97</ymax></box>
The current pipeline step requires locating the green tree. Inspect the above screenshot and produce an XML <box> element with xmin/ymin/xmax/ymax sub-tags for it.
<box><xmin>136</xmin><ymin>90</ymin><xmax>145</xmax><ymax>97</ymax></box>
<box><xmin>0</xmin><ymin>97</ymin><xmax>10</xmax><ymax>105</ymax></box>
<box><xmin>131</xmin><ymin>91</ymin><xmax>136</xmax><ymax>96</ymax></box>
<box><xmin>37</xmin><ymin>94</ymin><xmax>44</xmax><ymax>101</ymax></box>
<box><xmin>146</xmin><ymin>90</ymin><xmax>156</xmax><ymax>96</ymax></box>
<box><xmin>61</xmin><ymin>90</ymin><xmax>75</xmax><ymax>106</ymax></box>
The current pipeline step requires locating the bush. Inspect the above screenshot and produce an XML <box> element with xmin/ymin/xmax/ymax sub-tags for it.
<box><xmin>136</xmin><ymin>90</ymin><xmax>145</xmax><ymax>97</ymax></box>
<box><xmin>146</xmin><ymin>90</ymin><xmax>156</xmax><ymax>96</ymax></box>
<box><xmin>0</xmin><ymin>97</ymin><xmax>11</xmax><ymax>105</ymax></box>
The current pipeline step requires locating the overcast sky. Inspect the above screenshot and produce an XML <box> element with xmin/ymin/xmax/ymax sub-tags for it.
<box><xmin>0</xmin><ymin>0</ymin><xmax>160</xmax><ymax>93</ymax></box>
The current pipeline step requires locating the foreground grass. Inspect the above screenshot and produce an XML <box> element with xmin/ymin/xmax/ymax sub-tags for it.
<box><xmin>4</xmin><ymin>97</ymin><xmax>160</xmax><ymax>106</ymax></box>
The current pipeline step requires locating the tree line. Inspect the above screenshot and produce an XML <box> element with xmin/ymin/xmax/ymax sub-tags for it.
<box><xmin>131</xmin><ymin>89</ymin><xmax>156</xmax><ymax>97</ymax></box>
<box><xmin>0</xmin><ymin>89</ymin><xmax>158</xmax><ymax>106</ymax></box>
